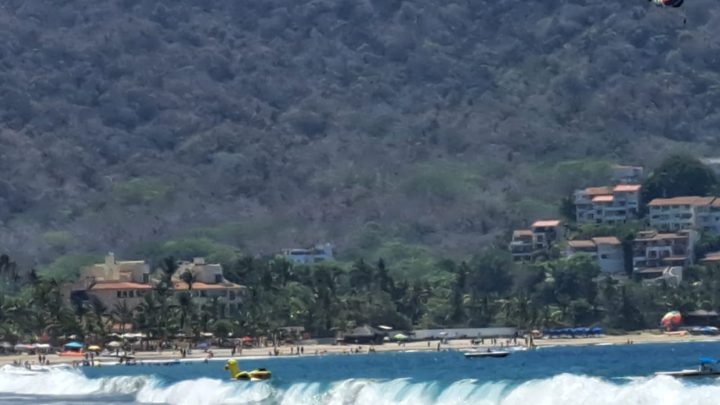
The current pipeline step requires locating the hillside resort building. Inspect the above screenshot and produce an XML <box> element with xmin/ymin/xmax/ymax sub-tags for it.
<box><xmin>510</xmin><ymin>220</ymin><xmax>563</xmax><ymax>260</ymax></box>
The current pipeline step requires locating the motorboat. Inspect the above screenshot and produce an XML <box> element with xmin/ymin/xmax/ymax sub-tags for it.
<box><xmin>656</xmin><ymin>357</ymin><xmax>720</xmax><ymax>378</ymax></box>
<box><xmin>464</xmin><ymin>349</ymin><xmax>510</xmax><ymax>358</ymax></box>
<box><xmin>224</xmin><ymin>359</ymin><xmax>271</xmax><ymax>381</ymax></box>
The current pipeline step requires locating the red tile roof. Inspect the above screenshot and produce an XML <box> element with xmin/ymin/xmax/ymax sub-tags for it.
<box><xmin>173</xmin><ymin>281</ymin><xmax>243</xmax><ymax>291</ymax></box>
<box><xmin>585</xmin><ymin>187</ymin><xmax>612</xmax><ymax>196</ymax></box>
<box><xmin>664</xmin><ymin>255</ymin><xmax>689</xmax><ymax>262</ymax></box>
<box><xmin>635</xmin><ymin>232</ymin><xmax>689</xmax><ymax>241</ymax></box>
<box><xmin>702</xmin><ymin>252</ymin><xmax>720</xmax><ymax>263</ymax></box>
<box><xmin>568</xmin><ymin>240</ymin><xmax>596</xmax><ymax>249</ymax></box>
<box><xmin>592</xmin><ymin>236</ymin><xmax>621</xmax><ymax>245</ymax></box>
<box><xmin>89</xmin><ymin>282</ymin><xmax>152</xmax><ymax>291</ymax></box>
<box><xmin>513</xmin><ymin>229</ymin><xmax>533</xmax><ymax>237</ymax></box>
<box><xmin>613</xmin><ymin>184</ymin><xmax>641</xmax><ymax>193</ymax></box>
<box><xmin>532</xmin><ymin>220</ymin><xmax>561</xmax><ymax>228</ymax></box>
<box><xmin>648</xmin><ymin>196</ymin><xmax>715</xmax><ymax>207</ymax></box>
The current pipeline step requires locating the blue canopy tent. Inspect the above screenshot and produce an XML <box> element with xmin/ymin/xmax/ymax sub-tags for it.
<box><xmin>64</xmin><ymin>342</ymin><xmax>83</xmax><ymax>350</ymax></box>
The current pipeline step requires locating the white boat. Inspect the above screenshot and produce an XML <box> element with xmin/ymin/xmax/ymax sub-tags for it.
<box><xmin>464</xmin><ymin>350</ymin><xmax>510</xmax><ymax>358</ymax></box>
<box><xmin>656</xmin><ymin>357</ymin><xmax>720</xmax><ymax>378</ymax></box>
<box><xmin>656</xmin><ymin>369</ymin><xmax>720</xmax><ymax>378</ymax></box>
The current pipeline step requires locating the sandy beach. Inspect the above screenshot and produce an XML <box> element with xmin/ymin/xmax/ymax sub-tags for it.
<box><xmin>2</xmin><ymin>331</ymin><xmax>719</xmax><ymax>367</ymax></box>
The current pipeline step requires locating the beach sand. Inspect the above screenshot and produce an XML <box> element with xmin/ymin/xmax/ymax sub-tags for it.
<box><xmin>2</xmin><ymin>332</ymin><xmax>718</xmax><ymax>367</ymax></box>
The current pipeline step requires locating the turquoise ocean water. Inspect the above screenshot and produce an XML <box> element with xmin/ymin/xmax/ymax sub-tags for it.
<box><xmin>2</xmin><ymin>342</ymin><xmax>720</xmax><ymax>404</ymax></box>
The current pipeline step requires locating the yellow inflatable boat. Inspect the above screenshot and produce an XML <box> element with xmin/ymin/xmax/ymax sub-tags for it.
<box><xmin>224</xmin><ymin>359</ymin><xmax>271</xmax><ymax>381</ymax></box>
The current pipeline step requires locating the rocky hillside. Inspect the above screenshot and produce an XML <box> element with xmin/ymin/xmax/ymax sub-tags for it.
<box><xmin>1</xmin><ymin>0</ymin><xmax>719</xmax><ymax>265</ymax></box>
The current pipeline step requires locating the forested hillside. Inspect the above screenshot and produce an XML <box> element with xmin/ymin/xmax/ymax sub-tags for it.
<box><xmin>1</xmin><ymin>0</ymin><xmax>719</xmax><ymax>265</ymax></box>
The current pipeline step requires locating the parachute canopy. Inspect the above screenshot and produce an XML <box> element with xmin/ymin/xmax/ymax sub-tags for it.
<box><xmin>650</xmin><ymin>0</ymin><xmax>684</xmax><ymax>7</ymax></box>
<box><xmin>661</xmin><ymin>311</ymin><xmax>683</xmax><ymax>329</ymax></box>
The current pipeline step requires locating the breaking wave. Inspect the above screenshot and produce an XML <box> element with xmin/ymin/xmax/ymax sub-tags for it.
<box><xmin>0</xmin><ymin>366</ymin><xmax>718</xmax><ymax>404</ymax></box>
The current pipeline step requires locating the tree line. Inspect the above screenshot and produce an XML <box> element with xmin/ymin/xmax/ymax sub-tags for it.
<box><xmin>2</xmin><ymin>247</ymin><xmax>717</xmax><ymax>344</ymax></box>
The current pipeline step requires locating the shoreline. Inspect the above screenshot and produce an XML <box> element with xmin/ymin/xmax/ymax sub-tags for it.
<box><xmin>2</xmin><ymin>332</ymin><xmax>719</xmax><ymax>368</ymax></box>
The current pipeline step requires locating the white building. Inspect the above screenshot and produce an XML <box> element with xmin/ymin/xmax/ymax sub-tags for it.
<box><xmin>565</xmin><ymin>236</ymin><xmax>625</xmax><ymax>274</ymax></box>
<box><xmin>574</xmin><ymin>185</ymin><xmax>641</xmax><ymax>224</ymax></box>
<box><xmin>283</xmin><ymin>243</ymin><xmax>334</xmax><ymax>264</ymax></box>
<box><xmin>510</xmin><ymin>220</ymin><xmax>563</xmax><ymax>260</ymax></box>
<box><xmin>647</xmin><ymin>196</ymin><xmax>716</xmax><ymax>232</ymax></box>
<box><xmin>635</xmin><ymin>266</ymin><xmax>683</xmax><ymax>287</ymax></box>
<box><xmin>696</xmin><ymin>199</ymin><xmax>720</xmax><ymax>234</ymax></box>
<box><xmin>65</xmin><ymin>253</ymin><xmax>153</xmax><ymax>311</ymax></box>
<box><xmin>172</xmin><ymin>258</ymin><xmax>247</xmax><ymax>315</ymax></box>
<box><xmin>632</xmin><ymin>230</ymin><xmax>698</xmax><ymax>270</ymax></box>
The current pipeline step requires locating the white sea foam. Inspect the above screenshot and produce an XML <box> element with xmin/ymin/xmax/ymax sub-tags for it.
<box><xmin>1</xmin><ymin>367</ymin><xmax>720</xmax><ymax>404</ymax></box>
<box><xmin>0</xmin><ymin>365</ymin><xmax>147</xmax><ymax>396</ymax></box>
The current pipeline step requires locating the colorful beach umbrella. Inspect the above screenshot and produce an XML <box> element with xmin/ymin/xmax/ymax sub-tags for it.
<box><xmin>64</xmin><ymin>342</ymin><xmax>84</xmax><ymax>349</ymax></box>
<box><xmin>87</xmin><ymin>345</ymin><xmax>102</xmax><ymax>352</ymax></box>
<box><xmin>661</xmin><ymin>311</ymin><xmax>682</xmax><ymax>329</ymax></box>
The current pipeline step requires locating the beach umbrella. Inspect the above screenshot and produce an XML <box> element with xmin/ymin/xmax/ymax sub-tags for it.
<box><xmin>393</xmin><ymin>333</ymin><xmax>409</xmax><ymax>341</ymax></box>
<box><xmin>107</xmin><ymin>341</ymin><xmax>122</xmax><ymax>348</ymax></box>
<box><xmin>14</xmin><ymin>344</ymin><xmax>33</xmax><ymax>352</ymax></box>
<box><xmin>87</xmin><ymin>345</ymin><xmax>102</xmax><ymax>352</ymax></box>
<box><xmin>0</xmin><ymin>342</ymin><xmax>12</xmax><ymax>349</ymax></box>
<box><xmin>64</xmin><ymin>342</ymin><xmax>84</xmax><ymax>349</ymax></box>
<box><xmin>661</xmin><ymin>311</ymin><xmax>682</xmax><ymax>329</ymax></box>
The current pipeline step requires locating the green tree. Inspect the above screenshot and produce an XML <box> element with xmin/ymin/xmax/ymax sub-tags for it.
<box><xmin>180</xmin><ymin>270</ymin><xmax>196</xmax><ymax>290</ymax></box>
<box><xmin>111</xmin><ymin>300</ymin><xmax>134</xmax><ymax>334</ymax></box>
<box><xmin>641</xmin><ymin>155</ymin><xmax>718</xmax><ymax>204</ymax></box>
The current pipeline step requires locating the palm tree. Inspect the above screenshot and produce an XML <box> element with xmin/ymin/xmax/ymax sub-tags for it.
<box><xmin>157</xmin><ymin>257</ymin><xmax>178</xmax><ymax>294</ymax></box>
<box><xmin>180</xmin><ymin>270</ymin><xmax>196</xmax><ymax>291</ymax></box>
<box><xmin>80</xmin><ymin>297</ymin><xmax>109</xmax><ymax>340</ymax></box>
<box><xmin>135</xmin><ymin>293</ymin><xmax>163</xmax><ymax>339</ymax></box>
<box><xmin>176</xmin><ymin>292</ymin><xmax>194</xmax><ymax>331</ymax></box>
<box><xmin>111</xmin><ymin>301</ymin><xmax>134</xmax><ymax>335</ymax></box>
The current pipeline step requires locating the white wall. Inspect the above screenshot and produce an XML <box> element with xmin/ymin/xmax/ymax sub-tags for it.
<box><xmin>597</xmin><ymin>244</ymin><xmax>624</xmax><ymax>274</ymax></box>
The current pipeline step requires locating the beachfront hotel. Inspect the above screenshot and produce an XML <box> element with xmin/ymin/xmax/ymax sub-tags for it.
<box><xmin>65</xmin><ymin>254</ymin><xmax>246</xmax><ymax>315</ymax></box>
<box><xmin>171</xmin><ymin>257</ymin><xmax>247</xmax><ymax>316</ymax></box>
<box><xmin>66</xmin><ymin>253</ymin><xmax>152</xmax><ymax>311</ymax></box>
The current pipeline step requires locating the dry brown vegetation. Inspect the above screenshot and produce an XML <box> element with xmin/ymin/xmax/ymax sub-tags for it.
<box><xmin>0</xmin><ymin>0</ymin><xmax>718</xmax><ymax>264</ymax></box>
